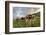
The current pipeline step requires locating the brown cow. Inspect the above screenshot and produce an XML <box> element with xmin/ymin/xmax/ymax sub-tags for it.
<box><xmin>21</xmin><ymin>17</ymin><xmax>25</xmax><ymax>20</ymax></box>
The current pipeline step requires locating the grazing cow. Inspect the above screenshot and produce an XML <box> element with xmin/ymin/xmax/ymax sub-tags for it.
<box><xmin>25</xmin><ymin>15</ymin><xmax>32</xmax><ymax>24</ymax></box>
<box><xmin>25</xmin><ymin>15</ymin><xmax>35</xmax><ymax>24</ymax></box>
<box><xmin>21</xmin><ymin>17</ymin><xmax>25</xmax><ymax>20</ymax></box>
<box><xmin>31</xmin><ymin>15</ymin><xmax>35</xmax><ymax>24</ymax></box>
<box><xmin>20</xmin><ymin>15</ymin><xmax>35</xmax><ymax>24</ymax></box>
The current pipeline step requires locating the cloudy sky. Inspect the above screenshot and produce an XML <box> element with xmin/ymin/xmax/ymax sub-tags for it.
<box><xmin>13</xmin><ymin>7</ymin><xmax>39</xmax><ymax>19</ymax></box>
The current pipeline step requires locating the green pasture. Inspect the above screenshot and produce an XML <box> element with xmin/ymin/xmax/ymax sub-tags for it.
<box><xmin>13</xmin><ymin>16</ymin><xmax>40</xmax><ymax>28</ymax></box>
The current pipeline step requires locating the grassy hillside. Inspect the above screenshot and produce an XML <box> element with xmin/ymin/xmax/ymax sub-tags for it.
<box><xmin>33</xmin><ymin>12</ymin><xmax>40</xmax><ymax>16</ymax></box>
<box><xmin>13</xmin><ymin>12</ymin><xmax>40</xmax><ymax>28</ymax></box>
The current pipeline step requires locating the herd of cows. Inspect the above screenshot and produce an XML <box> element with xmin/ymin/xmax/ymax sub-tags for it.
<box><xmin>16</xmin><ymin>14</ymin><xmax>35</xmax><ymax>24</ymax></box>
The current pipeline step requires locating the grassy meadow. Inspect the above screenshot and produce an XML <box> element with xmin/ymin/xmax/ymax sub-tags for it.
<box><xmin>13</xmin><ymin>16</ymin><xmax>40</xmax><ymax>28</ymax></box>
